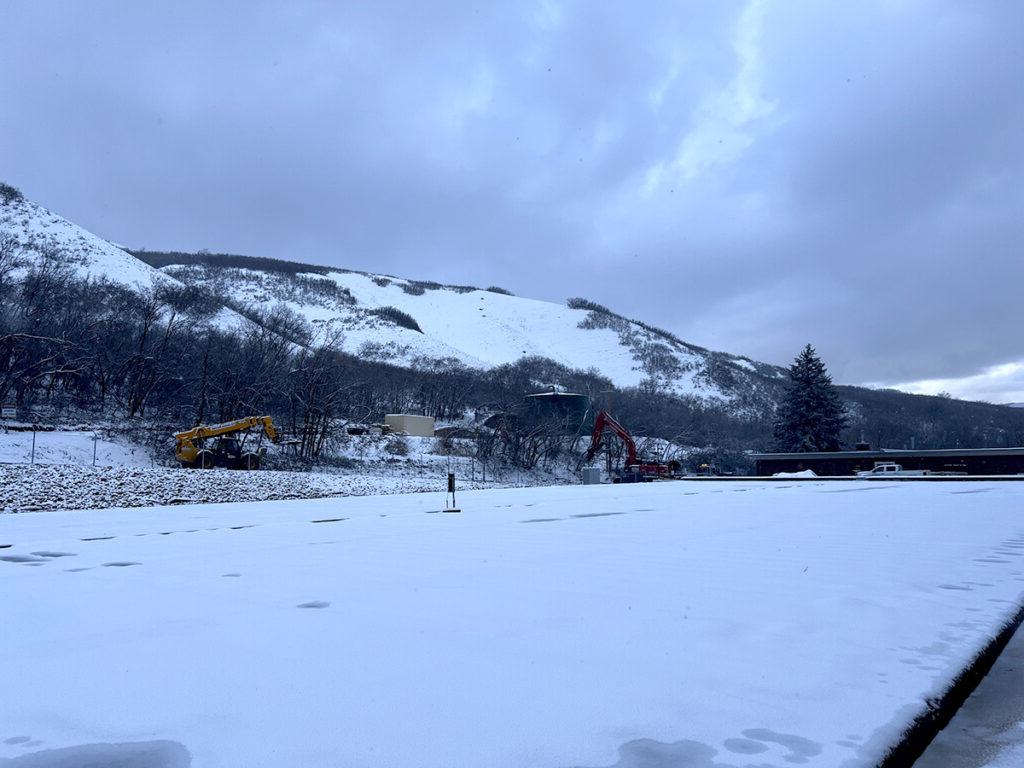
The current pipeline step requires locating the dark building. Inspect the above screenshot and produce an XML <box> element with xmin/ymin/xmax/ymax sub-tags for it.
<box><xmin>520</xmin><ymin>390</ymin><xmax>591</xmax><ymax>435</ymax></box>
<box><xmin>752</xmin><ymin>447</ymin><xmax>1024</xmax><ymax>477</ymax></box>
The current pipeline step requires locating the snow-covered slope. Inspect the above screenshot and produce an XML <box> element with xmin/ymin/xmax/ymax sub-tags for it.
<box><xmin>0</xmin><ymin>194</ymin><xmax>166</xmax><ymax>289</ymax></box>
<box><xmin>0</xmin><ymin>193</ymin><xmax>249</xmax><ymax>332</ymax></box>
<box><xmin>0</xmin><ymin>188</ymin><xmax>783</xmax><ymax>405</ymax></box>
<box><xmin>161</xmin><ymin>262</ymin><xmax>786</xmax><ymax>406</ymax></box>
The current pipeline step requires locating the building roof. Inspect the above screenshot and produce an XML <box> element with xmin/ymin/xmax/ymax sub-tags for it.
<box><xmin>752</xmin><ymin>447</ymin><xmax>1024</xmax><ymax>460</ymax></box>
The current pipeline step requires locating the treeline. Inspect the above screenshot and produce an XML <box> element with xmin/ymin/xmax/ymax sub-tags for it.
<box><xmin>132</xmin><ymin>248</ymin><xmax>337</xmax><ymax>276</ymax></box>
<box><xmin>839</xmin><ymin>386</ymin><xmax>1024</xmax><ymax>451</ymax></box>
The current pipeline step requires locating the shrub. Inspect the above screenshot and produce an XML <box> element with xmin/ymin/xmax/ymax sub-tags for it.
<box><xmin>433</xmin><ymin>434</ymin><xmax>455</xmax><ymax>455</ymax></box>
<box><xmin>0</xmin><ymin>182</ymin><xmax>25</xmax><ymax>204</ymax></box>
<box><xmin>372</xmin><ymin>276</ymin><xmax>391</xmax><ymax>288</ymax></box>
<box><xmin>567</xmin><ymin>297</ymin><xmax>613</xmax><ymax>314</ymax></box>
<box><xmin>370</xmin><ymin>306</ymin><xmax>422</xmax><ymax>333</ymax></box>
<box><xmin>485</xmin><ymin>286</ymin><xmax>514</xmax><ymax>296</ymax></box>
<box><xmin>400</xmin><ymin>283</ymin><xmax>425</xmax><ymax>296</ymax></box>
<box><xmin>385</xmin><ymin>436</ymin><xmax>410</xmax><ymax>456</ymax></box>
<box><xmin>568</xmin><ymin>296</ymin><xmax>705</xmax><ymax>354</ymax></box>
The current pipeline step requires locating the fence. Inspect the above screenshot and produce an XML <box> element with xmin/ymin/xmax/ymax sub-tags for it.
<box><xmin>0</xmin><ymin>427</ymin><xmax>153</xmax><ymax>468</ymax></box>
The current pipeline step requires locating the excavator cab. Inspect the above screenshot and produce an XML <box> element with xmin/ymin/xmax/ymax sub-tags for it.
<box><xmin>216</xmin><ymin>437</ymin><xmax>242</xmax><ymax>458</ymax></box>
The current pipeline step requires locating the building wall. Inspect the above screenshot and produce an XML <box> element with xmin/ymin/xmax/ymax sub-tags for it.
<box><xmin>755</xmin><ymin>453</ymin><xmax>1024</xmax><ymax>476</ymax></box>
<box><xmin>384</xmin><ymin>414</ymin><xmax>435</xmax><ymax>437</ymax></box>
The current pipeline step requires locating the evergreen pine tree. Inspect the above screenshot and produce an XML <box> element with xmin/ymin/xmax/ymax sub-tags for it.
<box><xmin>773</xmin><ymin>344</ymin><xmax>848</xmax><ymax>451</ymax></box>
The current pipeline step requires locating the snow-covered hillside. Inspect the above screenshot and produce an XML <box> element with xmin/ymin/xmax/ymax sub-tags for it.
<box><xmin>161</xmin><ymin>261</ymin><xmax>786</xmax><ymax>406</ymax></box>
<box><xmin>0</xmin><ymin>193</ymin><xmax>167</xmax><ymax>289</ymax></box>
<box><xmin>1</xmin><ymin>188</ymin><xmax>785</xmax><ymax>407</ymax></box>
<box><xmin>0</xmin><ymin>192</ymin><xmax>246</xmax><ymax>332</ymax></box>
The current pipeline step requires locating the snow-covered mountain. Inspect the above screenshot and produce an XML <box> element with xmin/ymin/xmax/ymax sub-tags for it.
<box><xmin>156</xmin><ymin>260</ymin><xmax>787</xmax><ymax>407</ymax></box>
<box><xmin>0</xmin><ymin>187</ymin><xmax>783</xmax><ymax>407</ymax></box>
<box><xmin>0</xmin><ymin>190</ymin><xmax>247</xmax><ymax>332</ymax></box>
<box><xmin>0</xmin><ymin>192</ymin><xmax>165</xmax><ymax>289</ymax></box>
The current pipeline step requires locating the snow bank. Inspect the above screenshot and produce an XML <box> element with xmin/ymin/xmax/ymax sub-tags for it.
<box><xmin>772</xmin><ymin>469</ymin><xmax>818</xmax><ymax>478</ymax></box>
<box><xmin>2</xmin><ymin>481</ymin><xmax>1024</xmax><ymax>767</ymax></box>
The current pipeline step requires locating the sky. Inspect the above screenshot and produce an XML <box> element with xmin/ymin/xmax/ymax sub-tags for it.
<box><xmin>1</xmin><ymin>1</ymin><xmax>1022</xmax><ymax>402</ymax></box>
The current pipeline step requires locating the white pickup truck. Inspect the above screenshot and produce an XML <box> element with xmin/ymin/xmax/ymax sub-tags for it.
<box><xmin>856</xmin><ymin>462</ymin><xmax>928</xmax><ymax>478</ymax></box>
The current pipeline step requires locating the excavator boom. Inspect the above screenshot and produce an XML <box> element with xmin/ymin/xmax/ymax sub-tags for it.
<box><xmin>584</xmin><ymin>410</ymin><xmax>638</xmax><ymax>466</ymax></box>
<box><xmin>582</xmin><ymin>410</ymin><xmax>677</xmax><ymax>482</ymax></box>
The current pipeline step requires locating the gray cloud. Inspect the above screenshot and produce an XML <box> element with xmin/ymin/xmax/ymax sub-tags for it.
<box><xmin>1</xmin><ymin>0</ymin><xmax>1020</xmax><ymax>396</ymax></box>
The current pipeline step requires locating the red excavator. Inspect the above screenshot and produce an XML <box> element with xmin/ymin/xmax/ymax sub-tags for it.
<box><xmin>581</xmin><ymin>410</ymin><xmax>680</xmax><ymax>482</ymax></box>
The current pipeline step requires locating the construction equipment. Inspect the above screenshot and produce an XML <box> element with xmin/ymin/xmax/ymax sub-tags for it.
<box><xmin>174</xmin><ymin>416</ymin><xmax>279</xmax><ymax>469</ymax></box>
<box><xmin>581</xmin><ymin>410</ymin><xmax>679</xmax><ymax>483</ymax></box>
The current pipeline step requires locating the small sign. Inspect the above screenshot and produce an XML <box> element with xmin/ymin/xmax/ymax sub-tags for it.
<box><xmin>1</xmin><ymin>405</ymin><xmax>15</xmax><ymax>420</ymax></box>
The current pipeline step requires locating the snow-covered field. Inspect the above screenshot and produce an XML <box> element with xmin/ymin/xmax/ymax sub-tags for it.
<box><xmin>2</xmin><ymin>480</ymin><xmax>1024</xmax><ymax>767</ymax></box>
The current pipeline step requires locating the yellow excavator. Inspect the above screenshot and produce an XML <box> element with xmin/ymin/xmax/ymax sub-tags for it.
<box><xmin>174</xmin><ymin>416</ymin><xmax>279</xmax><ymax>469</ymax></box>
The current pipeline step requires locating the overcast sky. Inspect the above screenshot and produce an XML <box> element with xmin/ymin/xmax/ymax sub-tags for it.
<box><xmin>2</xmin><ymin>1</ymin><xmax>1021</xmax><ymax>401</ymax></box>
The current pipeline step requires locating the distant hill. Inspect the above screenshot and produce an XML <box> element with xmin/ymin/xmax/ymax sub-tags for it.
<box><xmin>132</xmin><ymin>249</ymin><xmax>787</xmax><ymax>410</ymax></box>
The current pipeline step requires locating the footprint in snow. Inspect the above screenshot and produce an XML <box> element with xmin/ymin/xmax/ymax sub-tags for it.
<box><xmin>723</xmin><ymin>738</ymin><xmax>768</xmax><ymax>755</ymax></box>
<box><xmin>31</xmin><ymin>551</ymin><xmax>75</xmax><ymax>558</ymax></box>
<box><xmin>740</xmin><ymin>728</ymin><xmax>822</xmax><ymax>763</ymax></box>
<box><xmin>102</xmin><ymin>561</ymin><xmax>140</xmax><ymax>567</ymax></box>
<box><xmin>222</xmin><ymin>573</ymin><xmax>241</xmax><ymax>578</ymax></box>
<box><xmin>0</xmin><ymin>555</ymin><xmax>47</xmax><ymax>564</ymax></box>
<box><xmin>297</xmin><ymin>601</ymin><xmax>331</xmax><ymax>609</ymax></box>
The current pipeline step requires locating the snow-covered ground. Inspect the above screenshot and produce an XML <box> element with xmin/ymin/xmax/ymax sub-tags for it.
<box><xmin>0</xmin><ymin>430</ymin><xmax>150</xmax><ymax>467</ymax></box>
<box><xmin>2</xmin><ymin>480</ymin><xmax>1024</xmax><ymax>767</ymax></box>
<box><xmin>0</xmin><ymin>462</ymin><xmax>548</xmax><ymax>513</ymax></box>
<box><xmin>0</xmin><ymin>432</ymin><xmax>575</xmax><ymax>512</ymax></box>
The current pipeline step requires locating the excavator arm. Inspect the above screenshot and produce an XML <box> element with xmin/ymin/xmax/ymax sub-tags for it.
<box><xmin>582</xmin><ymin>410</ymin><xmax>678</xmax><ymax>481</ymax></box>
<box><xmin>584</xmin><ymin>410</ymin><xmax>638</xmax><ymax>467</ymax></box>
